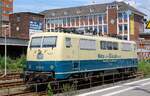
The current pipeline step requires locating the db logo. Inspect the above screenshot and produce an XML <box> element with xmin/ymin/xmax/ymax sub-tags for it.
<box><xmin>37</xmin><ymin>49</ymin><xmax>44</xmax><ymax>59</ymax></box>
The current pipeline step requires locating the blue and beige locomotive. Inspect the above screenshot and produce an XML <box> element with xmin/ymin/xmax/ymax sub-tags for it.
<box><xmin>24</xmin><ymin>32</ymin><xmax>138</xmax><ymax>82</ymax></box>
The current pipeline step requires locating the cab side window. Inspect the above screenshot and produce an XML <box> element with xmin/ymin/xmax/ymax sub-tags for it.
<box><xmin>65</xmin><ymin>38</ymin><xmax>72</xmax><ymax>48</ymax></box>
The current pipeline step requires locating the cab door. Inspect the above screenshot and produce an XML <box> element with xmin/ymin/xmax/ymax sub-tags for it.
<box><xmin>65</xmin><ymin>37</ymin><xmax>80</xmax><ymax>71</ymax></box>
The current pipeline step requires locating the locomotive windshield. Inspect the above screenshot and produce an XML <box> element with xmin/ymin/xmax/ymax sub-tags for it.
<box><xmin>30</xmin><ymin>37</ymin><xmax>42</xmax><ymax>48</ymax></box>
<box><xmin>42</xmin><ymin>36</ymin><xmax>57</xmax><ymax>48</ymax></box>
<box><xmin>30</xmin><ymin>36</ymin><xmax>57</xmax><ymax>48</ymax></box>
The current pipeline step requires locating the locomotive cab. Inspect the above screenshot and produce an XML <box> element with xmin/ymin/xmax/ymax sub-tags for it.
<box><xmin>25</xmin><ymin>33</ymin><xmax>63</xmax><ymax>82</ymax></box>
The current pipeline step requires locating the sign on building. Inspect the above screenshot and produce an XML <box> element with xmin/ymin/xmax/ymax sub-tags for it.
<box><xmin>146</xmin><ymin>21</ymin><xmax>150</xmax><ymax>29</ymax></box>
<box><xmin>29</xmin><ymin>20</ymin><xmax>43</xmax><ymax>34</ymax></box>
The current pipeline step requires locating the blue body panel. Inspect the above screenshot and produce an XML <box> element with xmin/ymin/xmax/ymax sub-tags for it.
<box><xmin>26</xmin><ymin>58</ymin><xmax>138</xmax><ymax>79</ymax></box>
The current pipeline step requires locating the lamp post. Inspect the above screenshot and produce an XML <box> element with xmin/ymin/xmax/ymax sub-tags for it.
<box><xmin>2</xmin><ymin>24</ymin><xmax>8</xmax><ymax>76</ymax></box>
<box><xmin>4</xmin><ymin>26</ymin><xmax>7</xmax><ymax>76</ymax></box>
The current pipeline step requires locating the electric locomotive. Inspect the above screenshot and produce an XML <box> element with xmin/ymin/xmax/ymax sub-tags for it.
<box><xmin>24</xmin><ymin>32</ymin><xmax>138</xmax><ymax>82</ymax></box>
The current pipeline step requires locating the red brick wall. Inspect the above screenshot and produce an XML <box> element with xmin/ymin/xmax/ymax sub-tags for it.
<box><xmin>9</xmin><ymin>13</ymin><xmax>44</xmax><ymax>40</ymax></box>
<box><xmin>108</xmin><ymin>8</ymin><xmax>117</xmax><ymax>36</ymax></box>
<box><xmin>130</xmin><ymin>14</ymin><xmax>144</xmax><ymax>41</ymax></box>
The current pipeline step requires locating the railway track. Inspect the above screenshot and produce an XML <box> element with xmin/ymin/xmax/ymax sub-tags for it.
<box><xmin>0</xmin><ymin>79</ymin><xmax>24</xmax><ymax>89</ymax></box>
<box><xmin>2</xmin><ymin>91</ymin><xmax>45</xmax><ymax>96</ymax></box>
<box><xmin>0</xmin><ymin>72</ymin><xmax>22</xmax><ymax>81</ymax></box>
<box><xmin>2</xmin><ymin>92</ymin><xmax>47</xmax><ymax>96</ymax></box>
<box><xmin>0</xmin><ymin>71</ymin><xmax>144</xmax><ymax>96</ymax></box>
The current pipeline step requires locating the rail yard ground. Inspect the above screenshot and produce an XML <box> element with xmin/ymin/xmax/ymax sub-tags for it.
<box><xmin>0</xmin><ymin>70</ymin><xmax>144</xmax><ymax>96</ymax></box>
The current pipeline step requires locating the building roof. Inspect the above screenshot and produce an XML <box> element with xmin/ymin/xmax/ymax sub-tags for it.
<box><xmin>41</xmin><ymin>1</ymin><xmax>146</xmax><ymax>18</ymax></box>
<box><xmin>0</xmin><ymin>37</ymin><xmax>28</xmax><ymax>46</ymax></box>
<box><xmin>10</xmin><ymin>12</ymin><xmax>44</xmax><ymax>17</ymax></box>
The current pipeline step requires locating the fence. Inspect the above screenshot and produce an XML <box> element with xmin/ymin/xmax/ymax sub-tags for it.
<box><xmin>0</xmin><ymin>71</ymin><xmax>143</xmax><ymax>96</ymax></box>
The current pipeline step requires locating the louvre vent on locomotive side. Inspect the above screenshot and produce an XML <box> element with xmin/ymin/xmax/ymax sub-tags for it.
<box><xmin>24</xmin><ymin>32</ymin><xmax>138</xmax><ymax>82</ymax></box>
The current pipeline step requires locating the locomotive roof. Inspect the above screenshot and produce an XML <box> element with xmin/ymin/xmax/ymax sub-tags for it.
<box><xmin>31</xmin><ymin>32</ymin><xmax>136</xmax><ymax>44</ymax></box>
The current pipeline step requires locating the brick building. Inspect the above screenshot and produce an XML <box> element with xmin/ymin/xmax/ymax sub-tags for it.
<box><xmin>0</xmin><ymin>12</ymin><xmax>44</xmax><ymax>57</ymax></box>
<box><xmin>0</xmin><ymin>0</ymin><xmax>13</xmax><ymax>37</ymax></box>
<box><xmin>41</xmin><ymin>1</ymin><xmax>145</xmax><ymax>41</ymax></box>
<box><xmin>0</xmin><ymin>0</ymin><xmax>28</xmax><ymax>57</ymax></box>
<box><xmin>138</xmin><ymin>33</ymin><xmax>150</xmax><ymax>60</ymax></box>
<box><xmin>9</xmin><ymin>12</ymin><xmax>44</xmax><ymax>40</ymax></box>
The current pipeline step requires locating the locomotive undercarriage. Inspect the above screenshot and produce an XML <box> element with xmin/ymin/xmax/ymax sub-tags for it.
<box><xmin>24</xmin><ymin>67</ymin><xmax>137</xmax><ymax>83</ymax></box>
<box><xmin>24</xmin><ymin>71</ymin><xmax>55</xmax><ymax>83</ymax></box>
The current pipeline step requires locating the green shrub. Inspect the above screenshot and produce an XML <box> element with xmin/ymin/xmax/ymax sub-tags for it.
<box><xmin>62</xmin><ymin>83</ymin><xmax>75</xmax><ymax>96</ymax></box>
<box><xmin>138</xmin><ymin>60</ymin><xmax>150</xmax><ymax>76</ymax></box>
<box><xmin>0</xmin><ymin>55</ymin><xmax>26</xmax><ymax>71</ymax></box>
<box><xmin>15</xmin><ymin>55</ymin><xmax>26</xmax><ymax>69</ymax></box>
<box><xmin>47</xmin><ymin>82</ymin><xmax>53</xmax><ymax>96</ymax></box>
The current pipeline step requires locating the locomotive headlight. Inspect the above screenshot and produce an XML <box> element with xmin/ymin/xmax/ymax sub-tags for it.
<box><xmin>50</xmin><ymin>65</ymin><xmax>55</xmax><ymax>70</ymax></box>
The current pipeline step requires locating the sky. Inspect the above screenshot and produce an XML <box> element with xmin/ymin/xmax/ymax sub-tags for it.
<box><xmin>14</xmin><ymin>0</ymin><xmax>150</xmax><ymax>18</ymax></box>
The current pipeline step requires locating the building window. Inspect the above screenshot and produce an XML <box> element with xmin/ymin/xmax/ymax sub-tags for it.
<box><xmin>118</xmin><ymin>13</ymin><xmax>122</xmax><ymax>22</ymax></box>
<box><xmin>118</xmin><ymin>13</ymin><xmax>122</xmax><ymax>18</ymax></box>
<box><xmin>123</xmin><ymin>12</ymin><xmax>128</xmax><ymax>22</ymax></box>
<box><xmin>47</xmin><ymin>19</ymin><xmax>51</xmax><ymax>24</ymax></box>
<box><xmin>124</xmin><ymin>24</ymin><xmax>128</xmax><ymax>31</ymax></box>
<box><xmin>58</xmin><ymin>19</ymin><xmax>61</xmax><ymax>25</ymax></box>
<box><xmin>99</xmin><ymin>15</ymin><xmax>102</xmax><ymax>24</ymax></box>
<box><xmin>93</xmin><ymin>26</ymin><xmax>97</xmax><ymax>35</ymax></box>
<box><xmin>99</xmin><ymin>26</ymin><xmax>102</xmax><ymax>34</ymax></box>
<box><xmin>71</xmin><ymin>17</ymin><xmax>75</xmax><ymax>26</ymax></box>
<box><xmin>89</xmin><ymin>15</ymin><xmax>93</xmax><ymax>25</ymax></box>
<box><xmin>67</xmin><ymin>17</ymin><xmax>71</xmax><ymax>26</ymax></box>
<box><xmin>76</xmin><ymin>17</ymin><xmax>79</xmax><ymax>26</ymax></box>
<box><xmin>6</xmin><ymin>11</ymin><xmax>11</xmax><ymax>14</ymax></box>
<box><xmin>63</xmin><ymin>18</ymin><xmax>67</xmax><ymax>26</ymax></box>
<box><xmin>0</xmin><ymin>2</ymin><xmax>2</xmax><ymax>6</ymax></box>
<box><xmin>94</xmin><ymin>15</ymin><xmax>97</xmax><ymax>24</ymax></box>
<box><xmin>119</xmin><ymin>24</ymin><xmax>122</xmax><ymax>33</ymax></box>
<box><xmin>0</xmin><ymin>9</ymin><xmax>2</xmax><ymax>13</ymax></box>
<box><xmin>84</xmin><ymin>16</ymin><xmax>88</xmax><ymax>25</ymax></box>
<box><xmin>103</xmin><ymin>25</ymin><xmax>107</xmax><ymax>33</ymax></box>
<box><xmin>80</xmin><ymin>16</ymin><xmax>84</xmax><ymax>25</ymax></box>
